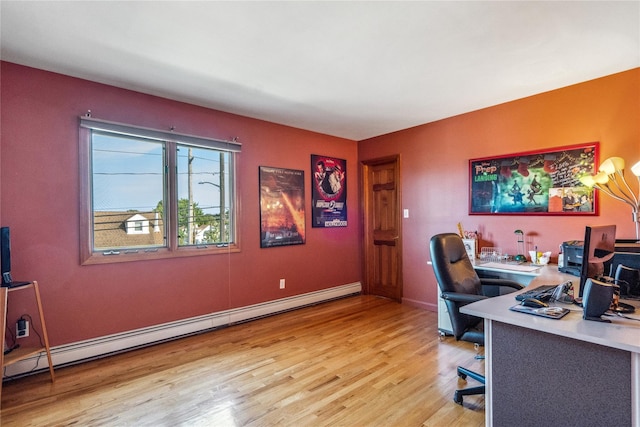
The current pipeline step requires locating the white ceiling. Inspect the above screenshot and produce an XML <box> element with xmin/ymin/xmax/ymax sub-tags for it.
<box><xmin>1</xmin><ymin>1</ymin><xmax>639</xmax><ymax>140</ymax></box>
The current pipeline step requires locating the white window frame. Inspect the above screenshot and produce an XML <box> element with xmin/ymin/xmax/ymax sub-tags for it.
<box><xmin>79</xmin><ymin>116</ymin><xmax>241</xmax><ymax>265</ymax></box>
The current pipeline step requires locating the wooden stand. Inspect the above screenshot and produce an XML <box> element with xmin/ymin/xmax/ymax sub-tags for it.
<box><xmin>0</xmin><ymin>281</ymin><xmax>54</xmax><ymax>404</ymax></box>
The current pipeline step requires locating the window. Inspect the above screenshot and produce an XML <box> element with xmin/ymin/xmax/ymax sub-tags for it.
<box><xmin>79</xmin><ymin>116</ymin><xmax>241</xmax><ymax>264</ymax></box>
<box><xmin>176</xmin><ymin>145</ymin><xmax>234</xmax><ymax>246</ymax></box>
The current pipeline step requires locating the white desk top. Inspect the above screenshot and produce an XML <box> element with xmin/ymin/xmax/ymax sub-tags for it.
<box><xmin>462</xmin><ymin>268</ymin><xmax>640</xmax><ymax>354</ymax></box>
<box><xmin>474</xmin><ymin>261</ymin><xmax>543</xmax><ymax>275</ymax></box>
<box><xmin>473</xmin><ymin>261</ymin><xmax>543</xmax><ymax>276</ymax></box>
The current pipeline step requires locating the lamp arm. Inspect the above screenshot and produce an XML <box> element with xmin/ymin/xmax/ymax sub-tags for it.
<box><xmin>598</xmin><ymin>182</ymin><xmax>637</xmax><ymax>208</ymax></box>
<box><xmin>614</xmin><ymin>170</ymin><xmax>639</xmax><ymax>205</ymax></box>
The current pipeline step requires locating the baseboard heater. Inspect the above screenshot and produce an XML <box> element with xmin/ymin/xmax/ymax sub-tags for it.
<box><xmin>3</xmin><ymin>282</ymin><xmax>361</xmax><ymax>378</ymax></box>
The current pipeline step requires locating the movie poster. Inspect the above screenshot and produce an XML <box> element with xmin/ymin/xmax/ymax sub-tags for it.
<box><xmin>469</xmin><ymin>143</ymin><xmax>598</xmax><ymax>215</ymax></box>
<box><xmin>311</xmin><ymin>155</ymin><xmax>347</xmax><ymax>227</ymax></box>
<box><xmin>259</xmin><ymin>166</ymin><xmax>305</xmax><ymax>248</ymax></box>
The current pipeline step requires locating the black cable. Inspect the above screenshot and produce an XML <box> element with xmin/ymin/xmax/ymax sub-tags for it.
<box><xmin>20</xmin><ymin>313</ymin><xmax>45</xmax><ymax>348</ymax></box>
<box><xmin>615</xmin><ymin>312</ymin><xmax>640</xmax><ymax>322</ymax></box>
<box><xmin>5</xmin><ymin>298</ymin><xmax>18</xmax><ymax>349</ymax></box>
<box><xmin>2</xmin><ymin>351</ymin><xmax>44</xmax><ymax>380</ymax></box>
<box><xmin>2</xmin><ymin>314</ymin><xmax>46</xmax><ymax>380</ymax></box>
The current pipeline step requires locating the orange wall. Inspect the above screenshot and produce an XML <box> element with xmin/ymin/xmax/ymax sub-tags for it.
<box><xmin>358</xmin><ymin>68</ymin><xmax>640</xmax><ymax>310</ymax></box>
<box><xmin>0</xmin><ymin>62</ymin><xmax>361</xmax><ymax>346</ymax></box>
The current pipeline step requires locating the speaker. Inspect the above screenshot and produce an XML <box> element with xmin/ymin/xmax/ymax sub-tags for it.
<box><xmin>582</xmin><ymin>278</ymin><xmax>614</xmax><ymax>322</ymax></box>
<box><xmin>615</xmin><ymin>264</ymin><xmax>640</xmax><ymax>297</ymax></box>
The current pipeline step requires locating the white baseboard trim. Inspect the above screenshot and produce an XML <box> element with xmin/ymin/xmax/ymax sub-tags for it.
<box><xmin>401</xmin><ymin>297</ymin><xmax>437</xmax><ymax>312</ymax></box>
<box><xmin>4</xmin><ymin>282</ymin><xmax>361</xmax><ymax>378</ymax></box>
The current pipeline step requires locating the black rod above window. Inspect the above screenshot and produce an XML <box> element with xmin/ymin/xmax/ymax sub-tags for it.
<box><xmin>79</xmin><ymin>116</ymin><xmax>242</xmax><ymax>153</ymax></box>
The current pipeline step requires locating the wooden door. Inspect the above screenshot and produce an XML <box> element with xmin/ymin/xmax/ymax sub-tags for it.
<box><xmin>362</xmin><ymin>156</ymin><xmax>402</xmax><ymax>301</ymax></box>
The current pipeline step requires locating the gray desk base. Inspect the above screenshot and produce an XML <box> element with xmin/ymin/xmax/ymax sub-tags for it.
<box><xmin>489</xmin><ymin>321</ymin><xmax>631</xmax><ymax>426</ymax></box>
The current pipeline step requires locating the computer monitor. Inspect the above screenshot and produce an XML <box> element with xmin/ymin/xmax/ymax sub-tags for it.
<box><xmin>578</xmin><ymin>224</ymin><xmax>616</xmax><ymax>298</ymax></box>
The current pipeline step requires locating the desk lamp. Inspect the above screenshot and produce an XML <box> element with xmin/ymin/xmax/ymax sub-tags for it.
<box><xmin>513</xmin><ymin>229</ymin><xmax>526</xmax><ymax>262</ymax></box>
<box><xmin>579</xmin><ymin>157</ymin><xmax>640</xmax><ymax>241</ymax></box>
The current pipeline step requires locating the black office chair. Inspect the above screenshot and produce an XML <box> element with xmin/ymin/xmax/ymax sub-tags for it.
<box><xmin>430</xmin><ymin>233</ymin><xmax>524</xmax><ymax>405</ymax></box>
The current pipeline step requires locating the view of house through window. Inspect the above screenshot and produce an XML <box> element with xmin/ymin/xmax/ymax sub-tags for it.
<box><xmin>86</xmin><ymin>121</ymin><xmax>237</xmax><ymax>259</ymax></box>
<box><xmin>92</xmin><ymin>132</ymin><xmax>166</xmax><ymax>251</ymax></box>
<box><xmin>176</xmin><ymin>145</ymin><xmax>232</xmax><ymax>246</ymax></box>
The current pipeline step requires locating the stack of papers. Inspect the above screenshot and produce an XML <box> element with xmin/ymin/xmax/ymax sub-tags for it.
<box><xmin>509</xmin><ymin>304</ymin><xmax>570</xmax><ymax>319</ymax></box>
<box><xmin>478</xmin><ymin>262</ymin><xmax>541</xmax><ymax>272</ymax></box>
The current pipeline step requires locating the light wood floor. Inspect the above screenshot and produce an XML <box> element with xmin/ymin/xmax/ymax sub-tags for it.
<box><xmin>1</xmin><ymin>295</ymin><xmax>485</xmax><ymax>426</ymax></box>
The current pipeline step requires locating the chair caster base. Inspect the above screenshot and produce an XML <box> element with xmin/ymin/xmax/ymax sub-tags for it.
<box><xmin>453</xmin><ymin>392</ymin><xmax>463</xmax><ymax>405</ymax></box>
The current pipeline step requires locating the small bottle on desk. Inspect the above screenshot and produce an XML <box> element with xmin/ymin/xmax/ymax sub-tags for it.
<box><xmin>557</xmin><ymin>245</ymin><xmax>565</xmax><ymax>270</ymax></box>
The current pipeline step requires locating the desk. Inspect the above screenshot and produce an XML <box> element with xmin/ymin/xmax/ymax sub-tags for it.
<box><xmin>437</xmin><ymin>263</ymin><xmax>563</xmax><ymax>335</ymax></box>
<box><xmin>474</xmin><ymin>261</ymin><xmax>550</xmax><ymax>286</ymax></box>
<box><xmin>462</xmin><ymin>271</ymin><xmax>640</xmax><ymax>427</ymax></box>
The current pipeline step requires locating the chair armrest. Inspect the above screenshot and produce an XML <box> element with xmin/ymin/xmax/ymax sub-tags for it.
<box><xmin>480</xmin><ymin>278</ymin><xmax>524</xmax><ymax>297</ymax></box>
<box><xmin>480</xmin><ymin>278</ymin><xmax>524</xmax><ymax>290</ymax></box>
<box><xmin>441</xmin><ymin>292</ymin><xmax>488</xmax><ymax>305</ymax></box>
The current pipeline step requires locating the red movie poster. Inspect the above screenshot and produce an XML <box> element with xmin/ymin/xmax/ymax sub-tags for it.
<box><xmin>311</xmin><ymin>155</ymin><xmax>347</xmax><ymax>228</ymax></box>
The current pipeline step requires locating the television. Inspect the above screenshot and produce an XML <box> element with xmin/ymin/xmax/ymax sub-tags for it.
<box><xmin>1</xmin><ymin>226</ymin><xmax>12</xmax><ymax>285</ymax></box>
<box><xmin>1</xmin><ymin>226</ymin><xmax>30</xmax><ymax>288</ymax></box>
<box><xmin>578</xmin><ymin>224</ymin><xmax>616</xmax><ymax>298</ymax></box>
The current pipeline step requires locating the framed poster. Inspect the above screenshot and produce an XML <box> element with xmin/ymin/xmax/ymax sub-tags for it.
<box><xmin>311</xmin><ymin>155</ymin><xmax>347</xmax><ymax>227</ymax></box>
<box><xmin>259</xmin><ymin>166</ymin><xmax>305</xmax><ymax>248</ymax></box>
<box><xmin>469</xmin><ymin>142</ymin><xmax>599</xmax><ymax>215</ymax></box>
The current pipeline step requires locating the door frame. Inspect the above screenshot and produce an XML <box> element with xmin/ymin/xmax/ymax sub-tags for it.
<box><xmin>360</xmin><ymin>154</ymin><xmax>403</xmax><ymax>300</ymax></box>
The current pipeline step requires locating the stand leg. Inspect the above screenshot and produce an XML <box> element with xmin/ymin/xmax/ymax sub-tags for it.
<box><xmin>0</xmin><ymin>287</ymin><xmax>7</xmax><ymax>402</ymax></box>
<box><xmin>32</xmin><ymin>281</ymin><xmax>55</xmax><ymax>382</ymax></box>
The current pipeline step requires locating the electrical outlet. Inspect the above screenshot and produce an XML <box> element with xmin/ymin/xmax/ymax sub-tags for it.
<box><xmin>279</xmin><ymin>278</ymin><xmax>285</xmax><ymax>289</ymax></box>
<box><xmin>16</xmin><ymin>319</ymin><xmax>29</xmax><ymax>338</ymax></box>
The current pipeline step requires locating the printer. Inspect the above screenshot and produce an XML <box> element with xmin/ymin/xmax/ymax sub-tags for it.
<box><xmin>560</xmin><ymin>240</ymin><xmax>583</xmax><ymax>276</ymax></box>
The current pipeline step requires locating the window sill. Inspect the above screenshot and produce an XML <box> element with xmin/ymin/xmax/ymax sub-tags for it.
<box><xmin>81</xmin><ymin>244</ymin><xmax>240</xmax><ymax>265</ymax></box>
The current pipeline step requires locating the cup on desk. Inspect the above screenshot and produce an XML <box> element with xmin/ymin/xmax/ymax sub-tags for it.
<box><xmin>529</xmin><ymin>250</ymin><xmax>551</xmax><ymax>265</ymax></box>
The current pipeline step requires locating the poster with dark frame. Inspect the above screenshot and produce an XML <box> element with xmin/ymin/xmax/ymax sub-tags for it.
<box><xmin>469</xmin><ymin>142</ymin><xmax>599</xmax><ymax>215</ymax></box>
<box><xmin>259</xmin><ymin>166</ymin><xmax>306</xmax><ymax>248</ymax></box>
<box><xmin>311</xmin><ymin>154</ymin><xmax>347</xmax><ymax>227</ymax></box>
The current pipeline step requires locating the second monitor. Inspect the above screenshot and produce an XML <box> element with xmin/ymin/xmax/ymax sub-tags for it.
<box><xmin>578</xmin><ymin>224</ymin><xmax>616</xmax><ymax>298</ymax></box>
